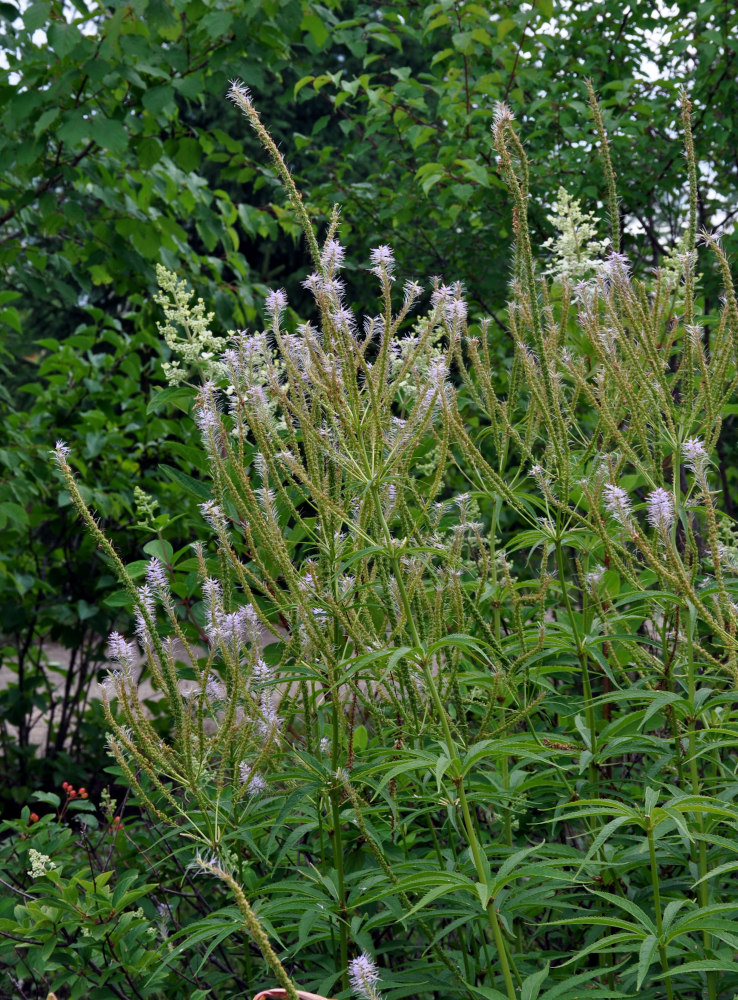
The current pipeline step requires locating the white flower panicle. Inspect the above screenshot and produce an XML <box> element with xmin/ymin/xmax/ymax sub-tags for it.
<box><xmin>542</xmin><ymin>187</ymin><xmax>610</xmax><ymax>281</ymax></box>
<box><xmin>27</xmin><ymin>850</ymin><xmax>57</xmax><ymax>879</ymax></box>
<box><xmin>155</xmin><ymin>265</ymin><xmax>226</xmax><ymax>385</ymax></box>
<box><xmin>646</xmin><ymin>487</ymin><xmax>675</xmax><ymax>531</ymax></box>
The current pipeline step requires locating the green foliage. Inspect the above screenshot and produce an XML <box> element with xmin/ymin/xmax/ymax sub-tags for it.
<box><xmin>0</xmin><ymin>312</ymin><xmax>200</xmax><ymax>812</ymax></box>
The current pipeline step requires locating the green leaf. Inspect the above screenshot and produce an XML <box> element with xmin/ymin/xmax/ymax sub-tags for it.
<box><xmin>147</xmin><ymin>386</ymin><xmax>194</xmax><ymax>415</ymax></box>
<box><xmin>137</xmin><ymin>136</ymin><xmax>163</xmax><ymax>168</ymax></box>
<box><xmin>521</xmin><ymin>963</ymin><xmax>550</xmax><ymax>1000</ymax></box>
<box><xmin>32</xmin><ymin>791</ymin><xmax>61</xmax><ymax>807</ymax></box>
<box><xmin>0</xmin><ymin>501</ymin><xmax>28</xmax><ymax>528</ymax></box>
<box><xmin>159</xmin><ymin>464</ymin><xmax>211</xmax><ymax>502</ymax></box>
<box><xmin>636</xmin><ymin>934</ymin><xmax>658</xmax><ymax>990</ymax></box>
<box><xmin>301</xmin><ymin>11</ymin><xmax>329</xmax><ymax>48</ymax></box>
<box><xmin>94</xmin><ymin>119</ymin><xmax>128</xmax><ymax>153</ymax></box>
<box><xmin>56</xmin><ymin>113</ymin><xmax>91</xmax><ymax>146</ymax></box>
<box><xmin>142</xmin><ymin>85</ymin><xmax>175</xmax><ymax>116</ymax></box>
<box><xmin>33</xmin><ymin>107</ymin><xmax>59</xmax><ymax>137</ymax></box>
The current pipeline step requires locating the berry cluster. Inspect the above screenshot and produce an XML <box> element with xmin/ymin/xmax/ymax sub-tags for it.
<box><xmin>62</xmin><ymin>781</ymin><xmax>88</xmax><ymax>800</ymax></box>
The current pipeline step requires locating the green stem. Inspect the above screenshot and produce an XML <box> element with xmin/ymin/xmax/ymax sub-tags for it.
<box><xmin>371</xmin><ymin>486</ymin><xmax>517</xmax><ymax>999</ymax></box>
<box><xmin>554</xmin><ymin>540</ymin><xmax>597</xmax><ymax>783</ymax></box>
<box><xmin>330</xmin><ymin>786</ymin><xmax>349</xmax><ymax>989</ymax></box>
<box><xmin>646</xmin><ymin>820</ymin><xmax>674</xmax><ymax>1000</ymax></box>
<box><xmin>686</xmin><ymin>611</ymin><xmax>717</xmax><ymax>1000</ymax></box>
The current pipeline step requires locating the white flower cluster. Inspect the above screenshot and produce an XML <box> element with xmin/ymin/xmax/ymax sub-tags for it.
<box><xmin>542</xmin><ymin>187</ymin><xmax>610</xmax><ymax>281</ymax></box>
<box><xmin>155</xmin><ymin>265</ymin><xmax>229</xmax><ymax>385</ymax></box>
<box><xmin>27</xmin><ymin>849</ymin><xmax>56</xmax><ymax>879</ymax></box>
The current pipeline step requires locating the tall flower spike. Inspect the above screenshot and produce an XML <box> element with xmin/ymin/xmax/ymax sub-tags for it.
<box><xmin>321</xmin><ymin>239</ymin><xmax>346</xmax><ymax>274</ymax></box>
<box><xmin>602</xmin><ymin>483</ymin><xmax>632</xmax><ymax>526</ymax></box>
<box><xmin>349</xmin><ymin>953</ymin><xmax>383</xmax><ymax>1000</ymax></box>
<box><xmin>646</xmin><ymin>488</ymin><xmax>675</xmax><ymax>532</ymax></box>
<box><xmin>682</xmin><ymin>437</ymin><xmax>708</xmax><ymax>475</ymax></box>
<box><xmin>369</xmin><ymin>245</ymin><xmax>395</xmax><ymax>279</ymax></box>
<box><xmin>265</xmin><ymin>289</ymin><xmax>287</xmax><ymax>323</ymax></box>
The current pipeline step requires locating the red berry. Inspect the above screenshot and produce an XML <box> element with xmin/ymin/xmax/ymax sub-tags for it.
<box><xmin>29</xmin><ymin>813</ymin><xmax>39</xmax><ymax>824</ymax></box>
<box><xmin>80</xmin><ymin>791</ymin><xmax>88</xmax><ymax>799</ymax></box>
<box><xmin>69</xmin><ymin>790</ymin><xmax>77</xmax><ymax>799</ymax></box>
<box><xmin>62</xmin><ymin>782</ymin><xmax>69</xmax><ymax>790</ymax></box>
<box><xmin>79</xmin><ymin>787</ymin><xmax>86</xmax><ymax>794</ymax></box>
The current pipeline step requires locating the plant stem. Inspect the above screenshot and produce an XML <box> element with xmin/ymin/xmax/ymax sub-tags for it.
<box><xmin>686</xmin><ymin>610</ymin><xmax>717</xmax><ymax>1000</ymax></box>
<box><xmin>646</xmin><ymin>819</ymin><xmax>673</xmax><ymax>1000</ymax></box>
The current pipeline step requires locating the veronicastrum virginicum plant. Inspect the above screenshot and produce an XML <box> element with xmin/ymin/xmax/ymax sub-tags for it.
<box><xmin>50</xmin><ymin>83</ymin><xmax>738</xmax><ymax>1000</ymax></box>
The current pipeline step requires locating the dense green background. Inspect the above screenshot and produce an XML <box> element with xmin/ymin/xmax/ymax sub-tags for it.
<box><xmin>1</xmin><ymin>0</ymin><xmax>737</xmax><ymax>801</ymax></box>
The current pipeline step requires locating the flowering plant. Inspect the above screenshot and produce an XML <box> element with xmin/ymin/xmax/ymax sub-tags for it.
<box><xmin>49</xmin><ymin>86</ymin><xmax>738</xmax><ymax>1000</ymax></box>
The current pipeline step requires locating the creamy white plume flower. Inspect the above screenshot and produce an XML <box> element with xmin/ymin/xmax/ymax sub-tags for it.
<box><xmin>542</xmin><ymin>187</ymin><xmax>610</xmax><ymax>281</ymax></box>
<box><xmin>28</xmin><ymin>849</ymin><xmax>57</xmax><ymax>879</ymax></box>
<box><xmin>646</xmin><ymin>487</ymin><xmax>675</xmax><ymax>531</ymax></box>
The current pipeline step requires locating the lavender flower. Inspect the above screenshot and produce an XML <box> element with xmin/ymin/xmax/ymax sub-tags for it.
<box><xmin>602</xmin><ymin>250</ymin><xmax>631</xmax><ymax>281</ymax></box>
<box><xmin>349</xmin><ymin>953</ymin><xmax>382</xmax><ymax>1000</ymax></box>
<box><xmin>107</xmin><ymin>632</ymin><xmax>135</xmax><ymax>676</ymax></box>
<box><xmin>202</xmin><ymin>577</ymin><xmax>223</xmax><ymax>613</ymax></box>
<box><xmin>203</xmin><ymin>675</ymin><xmax>226</xmax><ymax>702</ymax></box>
<box><xmin>265</xmin><ymin>288</ymin><xmax>287</xmax><ymax>322</ymax></box>
<box><xmin>321</xmin><ymin>239</ymin><xmax>346</xmax><ymax>273</ymax></box>
<box><xmin>330</xmin><ymin>307</ymin><xmax>357</xmax><ymax>335</ymax></box>
<box><xmin>134</xmin><ymin>585</ymin><xmax>156</xmax><ymax>651</ymax></box>
<box><xmin>445</xmin><ymin>297</ymin><xmax>467</xmax><ymax>327</ymax></box>
<box><xmin>199</xmin><ymin>501</ymin><xmax>228</xmax><ymax>536</ymax></box>
<box><xmin>252</xmin><ymin>657</ymin><xmax>272</xmax><ymax>686</ymax></box>
<box><xmin>257</xmin><ymin>693</ymin><xmax>282</xmax><ymax>739</ymax></box>
<box><xmin>146</xmin><ymin>557</ymin><xmax>169</xmax><ymax>598</ymax></box>
<box><xmin>646</xmin><ymin>487</ymin><xmax>675</xmax><ymax>531</ymax></box>
<box><xmin>682</xmin><ymin>437</ymin><xmax>708</xmax><ymax>475</ymax></box>
<box><xmin>602</xmin><ymin>483</ymin><xmax>632</xmax><ymax>525</ymax></box>
<box><xmin>369</xmin><ymin>245</ymin><xmax>395</xmax><ymax>278</ymax></box>
<box><xmin>52</xmin><ymin>440</ymin><xmax>71</xmax><ymax>467</ymax></box>
<box><xmin>239</xmin><ymin>764</ymin><xmax>267</xmax><ymax>796</ymax></box>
